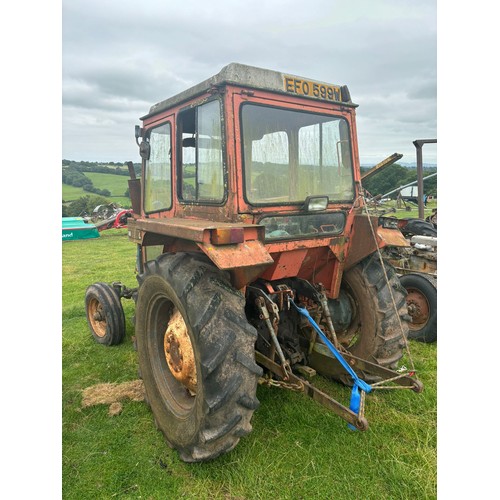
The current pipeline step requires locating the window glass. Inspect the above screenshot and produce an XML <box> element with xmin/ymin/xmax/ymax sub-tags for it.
<box><xmin>245</xmin><ymin>131</ymin><xmax>289</xmax><ymax>200</ymax></box>
<box><xmin>260</xmin><ymin>212</ymin><xmax>346</xmax><ymax>240</ymax></box>
<box><xmin>144</xmin><ymin>123</ymin><xmax>172</xmax><ymax>212</ymax></box>
<box><xmin>180</xmin><ymin>100</ymin><xmax>224</xmax><ymax>202</ymax></box>
<box><xmin>242</xmin><ymin>105</ymin><xmax>354</xmax><ymax>204</ymax></box>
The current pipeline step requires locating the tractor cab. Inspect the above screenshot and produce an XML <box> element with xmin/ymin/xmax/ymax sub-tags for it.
<box><xmin>135</xmin><ymin>63</ymin><xmax>357</xmax><ymax>219</ymax></box>
<box><xmin>129</xmin><ymin>63</ymin><xmax>406</xmax><ymax>295</ymax></box>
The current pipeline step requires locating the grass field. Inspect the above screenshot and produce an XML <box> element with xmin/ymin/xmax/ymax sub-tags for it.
<box><xmin>368</xmin><ymin>199</ymin><xmax>437</xmax><ymax>221</ymax></box>
<box><xmin>63</xmin><ymin>172</ymin><xmax>131</xmax><ymax>206</ymax></box>
<box><xmin>62</xmin><ymin>230</ymin><xmax>437</xmax><ymax>499</ymax></box>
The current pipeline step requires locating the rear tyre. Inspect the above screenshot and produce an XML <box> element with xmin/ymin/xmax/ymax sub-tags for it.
<box><xmin>336</xmin><ymin>254</ymin><xmax>408</xmax><ymax>382</ymax></box>
<box><xmin>400</xmin><ymin>273</ymin><xmax>437</xmax><ymax>343</ymax></box>
<box><xmin>85</xmin><ymin>283</ymin><xmax>126</xmax><ymax>345</ymax></box>
<box><xmin>135</xmin><ymin>253</ymin><xmax>262</xmax><ymax>462</ymax></box>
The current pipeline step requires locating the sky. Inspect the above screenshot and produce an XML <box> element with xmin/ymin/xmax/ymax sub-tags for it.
<box><xmin>62</xmin><ymin>0</ymin><xmax>437</xmax><ymax>165</ymax></box>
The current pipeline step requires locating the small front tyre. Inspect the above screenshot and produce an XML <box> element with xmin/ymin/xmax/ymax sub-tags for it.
<box><xmin>85</xmin><ymin>282</ymin><xmax>126</xmax><ymax>345</ymax></box>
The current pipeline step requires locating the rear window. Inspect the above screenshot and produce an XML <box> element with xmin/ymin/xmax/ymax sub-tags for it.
<box><xmin>259</xmin><ymin>212</ymin><xmax>346</xmax><ymax>240</ymax></box>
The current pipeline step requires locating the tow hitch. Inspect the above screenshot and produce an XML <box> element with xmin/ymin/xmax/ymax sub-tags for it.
<box><xmin>252</xmin><ymin>281</ymin><xmax>423</xmax><ymax>431</ymax></box>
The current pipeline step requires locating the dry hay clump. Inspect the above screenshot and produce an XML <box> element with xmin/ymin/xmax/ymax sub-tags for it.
<box><xmin>81</xmin><ymin>380</ymin><xmax>145</xmax><ymax>416</ymax></box>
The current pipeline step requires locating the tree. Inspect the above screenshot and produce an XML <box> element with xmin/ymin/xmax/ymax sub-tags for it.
<box><xmin>64</xmin><ymin>195</ymin><xmax>110</xmax><ymax>217</ymax></box>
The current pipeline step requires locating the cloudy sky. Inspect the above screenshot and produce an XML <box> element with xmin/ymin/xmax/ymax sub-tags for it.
<box><xmin>62</xmin><ymin>0</ymin><xmax>437</xmax><ymax>165</ymax></box>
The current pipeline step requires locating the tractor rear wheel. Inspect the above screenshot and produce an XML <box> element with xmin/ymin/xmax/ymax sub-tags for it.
<box><xmin>400</xmin><ymin>273</ymin><xmax>437</xmax><ymax>343</ymax></box>
<box><xmin>336</xmin><ymin>254</ymin><xmax>408</xmax><ymax>381</ymax></box>
<box><xmin>135</xmin><ymin>253</ymin><xmax>262</xmax><ymax>462</ymax></box>
<box><xmin>85</xmin><ymin>282</ymin><xmax>126</xmax><ymax>345</ymax></box>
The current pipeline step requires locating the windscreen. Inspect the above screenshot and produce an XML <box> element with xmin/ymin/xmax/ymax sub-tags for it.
<box><xmin>241</xmin><ymin>104</ymin><xmax>355</xmax><ymax>205</ymax></box>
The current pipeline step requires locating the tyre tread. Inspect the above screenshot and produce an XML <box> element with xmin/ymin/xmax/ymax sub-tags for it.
<box><xmin>136</xmin><ymin>252</ymin><xmax>259</xmax><ymax>462</ymax></box>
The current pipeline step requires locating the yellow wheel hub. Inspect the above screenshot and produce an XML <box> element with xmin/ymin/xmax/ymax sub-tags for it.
<box><xmin>164</xmin><ymin>309</ymin><xmax>197</xmax><ymax>394</ymax></box>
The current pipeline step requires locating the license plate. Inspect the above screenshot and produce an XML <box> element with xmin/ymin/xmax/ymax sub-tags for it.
<box><xmin>283</xmin><ymin>76</ymin><xmax>342</xmax><ymax>102</ymax></box>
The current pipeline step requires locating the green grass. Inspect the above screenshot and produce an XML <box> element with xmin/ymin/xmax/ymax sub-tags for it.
<box><xmin>63</xmin><ymin>172</ymin><xmax>131</xmax><ymax>206</ymax></box>
<box><xmin>63</xmin><ymin>230</ymin><xmax>437</xmax><ymax>499</ymax></box>
<box><xmin>370</xmin><ymin>200</ymin><xmax>437</xmax><ymax>220</ymax></box>
<box><xmin>85</xmin><ymin>173</ymin><xmax>130</xmax><ymax>197</ymax></box>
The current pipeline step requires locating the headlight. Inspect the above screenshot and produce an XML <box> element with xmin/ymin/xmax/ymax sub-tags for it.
<box><xmin>304</xmin><ymin>196</ymin><xmax>329</xmax><ymax>212</ymax></box>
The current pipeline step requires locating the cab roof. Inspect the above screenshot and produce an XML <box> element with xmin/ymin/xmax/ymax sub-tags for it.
<box><xmin>142</xmin><ymin>62</ymin><xmax>355</xmax><ymax>120</ymax></box>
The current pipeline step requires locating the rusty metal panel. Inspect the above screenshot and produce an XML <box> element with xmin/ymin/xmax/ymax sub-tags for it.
<box><xmin>126</xmin><ymin>219</ymin><xmax>141</xmax><ymax>243</ymax></box>
<box><xmin>377</xmin><ymin>227</ymin><xmax>409</xmax><ymax>247</ymax></box>
<box><xmin>264</xmin><ymin>236</ymin><xmax>345</xmax><ymax>254</ymax></box>
<box><xmin>130</xmin><ymin>217</ymin><xmax>264</xmax><ymax>245</ymax></box>
<box><xmin>128</xmin><ymin>179</ymin><xmax>142</xmax><ymax>215</ymax></box>
<box><xmin>143</xmin><ymin>63</ymin><xmax>355</xmax><ymax>121</ymax></box>
<box><xmin>197</xmin><ymin>239</ymin><xmax>274</xmax><ymax>271</ymax></box>
<box><xmin>258</xmin><ymin>246</ymin><xmax>344</xmax><ymax>299</ymax></box>
<box><xmin>344</xmin><ymin>214</ymin><xmax>409</xmax><ymax>270</ymax></box>
<box><xmin>260</xmin><ymin>249</ymin><xmax>309</xmax><ymax>280</ymax></box>
<box><xmin>197</xmin><ymin>239</ymin><xmax>274</xmax><ymax>289</ymax></box>
<box><xmin>361</xmin><ymin>153</ymin><xmax>403</xmax><ymax>181</ymax></box>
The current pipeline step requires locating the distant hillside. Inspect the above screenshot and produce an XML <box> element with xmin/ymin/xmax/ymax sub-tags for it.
<box><xmin>62</xmin><ymin>160</ymin><xmax>139</xmax><ymax>215</ymax></box>
<box><xmin>62</xmin><ymin>160</ymin><xmax>141</xmax><ymax>176</ymax></box>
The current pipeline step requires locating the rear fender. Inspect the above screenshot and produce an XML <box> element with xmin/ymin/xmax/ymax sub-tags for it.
<box><xmin>197</xmin><ymin>239</ymin><xmax>274</xmax><ymax>289</ymax></box>
<box><xmin>127</xmin><ymin>217</ymin><xmax>274</xmax><ymax>289</ymax></box>
<box><xmin>344</xmin><ymin>214</ymin><xmax>408</xmax><ymax>270</ymax></box>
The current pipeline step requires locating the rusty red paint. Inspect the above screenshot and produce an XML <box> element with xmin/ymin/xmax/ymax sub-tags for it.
<box><xmin>344</xmin><ymin>214</ymin><xmax>408</xmax><ymax>270</ymax></box>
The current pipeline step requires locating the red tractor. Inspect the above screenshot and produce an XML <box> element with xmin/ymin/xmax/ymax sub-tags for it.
<box><xmin>86</xmin><ymin>63</ymin><xmax>422</xmax><ymax>462</ymax></box>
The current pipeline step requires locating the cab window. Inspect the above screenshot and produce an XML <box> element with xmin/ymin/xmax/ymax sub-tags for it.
<box><xmin>144</xmin><ymin>122</ymin><xmax>172</xmax><ymax>213</ymax></box>
<box><xmin>178</xmin><ymin>99</ymin><xmax>225</xmax><ymax>202</ymax></box>
<box><xmin>241</xmin><ymin>104</ymin><xmax>354</xmax><ymax>205</ymax></box>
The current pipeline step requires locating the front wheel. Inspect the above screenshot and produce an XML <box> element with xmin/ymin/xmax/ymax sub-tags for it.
<box><xmin>85</xmin><ymin>282</ymin><xmax>126</xmax><ymax>345</ymax></box>
<box><xmin>135</xmin><ymin>253</ymin><xmax>262</xmax><ymax>462</ymax></box>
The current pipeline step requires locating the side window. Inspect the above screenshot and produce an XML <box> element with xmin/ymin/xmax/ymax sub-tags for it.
<box><xmin>179</xmin><ymin>100</ymin><xmax>224</xmax><ymax>202</ymax></box>
<box><xmin>144</xmin><ymin>123</ymin><xmax>172</xmax><ymax>213</ymax></box>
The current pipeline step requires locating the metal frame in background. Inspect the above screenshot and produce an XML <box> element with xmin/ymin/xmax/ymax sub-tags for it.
<box><xmin>413</xmin><ymin>139</ymin><xmax>437</xmax><ymax>219</ymax></box>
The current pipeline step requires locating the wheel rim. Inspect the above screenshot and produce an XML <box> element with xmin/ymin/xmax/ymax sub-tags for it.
<box><xmin>406</xmin><ymin>287</ymin><xmax>430</xmax><ymax>329</ymax></box>
<box><xmin>164</xmin><ymin>309</ymin><xmax>197</xmax><ymax>394</ymax></box>
<box><xmin>88</xmin><ymin>298</ymin><xmax>107</xmax><ymax>337</ymax></box>
<box><xmin>148</xmin><ymin>293</ymin><xmax>197</xmax><ymax>415</ymax></box>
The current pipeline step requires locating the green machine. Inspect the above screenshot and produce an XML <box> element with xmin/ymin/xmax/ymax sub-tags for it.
<box><xmin>62</xmin><ymin>217</ymin><xmax>100</xmax><ymax>242</ymax></box>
